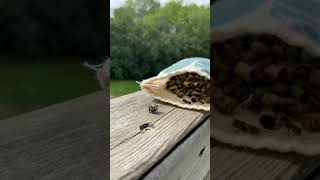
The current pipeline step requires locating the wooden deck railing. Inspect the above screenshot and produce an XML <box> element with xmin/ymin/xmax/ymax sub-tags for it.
<box><xmin>110</xmin><ymin>91</ymin><xmax>210</xmax><ymax>180</ymax></box>
<box><xmin>1</xmin><ymin>90</ymin><xmax>319</xmax><ymax>179</ymax></box>
<box><xmin>0</xmin><ymin>91</ymin><xmax>108</xmax><ymax>179</ymax></box>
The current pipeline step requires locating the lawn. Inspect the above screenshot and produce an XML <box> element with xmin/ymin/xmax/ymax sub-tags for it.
<box><xmin>0</xmin><ymin>59</ymin><xmax>101</xmax><ymax>119</ymax></box>
<box><xmin>110</xmin><ymin>80</ymin><xmax>140</xmax><ymax>98</ymax></box>
<box><xmin>0</xmin><ymin>59</ymin><xmax>141</xmax><ymax>119</ymax></box>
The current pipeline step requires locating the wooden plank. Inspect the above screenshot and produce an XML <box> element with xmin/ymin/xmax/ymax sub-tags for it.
<box><xmin>210</xmin><ymin>139</ymin><xmax>306</xmax><ymax>180</ymax></box>
<box><xmin>203</xmin><ymin>171</ymin><xmax>210</xmax><ymax>180</ymax></box>
<box><xmin>142</xmin><ymin>119</ymin><xmax>210</xmax><ymax>180</ymax></box>
<box><xmin>110</xmin><ymin>91</ymin><xmax>176</xmax><ymax>149</ymax></box>
<box><xmin>0</xmin><ymin>92</ymin><xmax>108</xmax><ymax>179</ymax></box>
<box><xmin>110</xmin><ymin>91</ymin><xmax>209</xmax><ymax>180</ymax></box>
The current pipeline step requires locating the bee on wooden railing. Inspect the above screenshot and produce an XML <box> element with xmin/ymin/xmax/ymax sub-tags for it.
<box><xmin>183</xmin><ymin>99</ymin><xmax>192</xmax><ymax>104</ymax></box>
<box><xmin>148</xmin><ymin>105</ymin><xmax>158</xmax><ymax>114</ymax></box>
<box><xmin>140</xmin><ymin>123</ymin><xmax>153</xmax><ymax>131</ymax></box>
<box><xmin>285</xmin><ymin>122</ymin><xmax>301</xmax><ymax>136</ymax></box>
<box><xmin>280</xmin><ymin>116</ymin><xmax>301</xmax><ymax>136</ymax></box>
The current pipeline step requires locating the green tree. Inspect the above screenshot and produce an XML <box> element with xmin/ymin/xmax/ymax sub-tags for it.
<box><xmin>111</xmin><ymin>0</ymin><xmax>209</xmax><ymax>79</ymax></box>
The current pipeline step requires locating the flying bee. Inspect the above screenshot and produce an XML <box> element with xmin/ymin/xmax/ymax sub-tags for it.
<box><xmin>148</xmin><ymin>105</ymin><xmax>159</xmax><ymax>114</ymax></box>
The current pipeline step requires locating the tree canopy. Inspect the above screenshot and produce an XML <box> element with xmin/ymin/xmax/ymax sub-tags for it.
<box><xmin>111</xmin><ymin>0</ymin><xmax>210</xmax><ymax>80</ymax></box>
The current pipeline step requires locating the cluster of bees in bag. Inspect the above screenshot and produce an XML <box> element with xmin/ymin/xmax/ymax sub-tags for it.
<box><xmin>212</xmin><ymin>33</ymin><xmax>320</xmax><ymax>135</ymax></box>
<box><xmin>165</xmin><ymin>72</ymin><xmax>210</xmax><ymax>105</ymax></box>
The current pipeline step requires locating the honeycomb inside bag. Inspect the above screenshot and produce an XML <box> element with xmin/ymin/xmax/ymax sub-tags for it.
<box><xmin>140</xmin><ymin>57</ymin><xmax>210</xmax><ymax>111</ymax></box>
<box><xmin>165</xmin><ymin>72</ymin><xmax>210</xmax><ymax>105</ymax></box>
<box><xmin>211</xmin><ymin>0</ymin><xmax>320</xmax><ymax>155</ymax></box>
<box><xmin>213</xmin><ymin>33</ymin><xmax>320</xmax><ymax>134</ymax></box>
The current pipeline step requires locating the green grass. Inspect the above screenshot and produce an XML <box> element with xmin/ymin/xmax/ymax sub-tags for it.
<box><xmin>110</xmin><ymin>80</ymin><xmax>140</xmax><ymax>98</ymax></box>
<box><xmin>0</xmin><ymin>59</ymin><xmax>100</xmax><ymax>119</ymax></box>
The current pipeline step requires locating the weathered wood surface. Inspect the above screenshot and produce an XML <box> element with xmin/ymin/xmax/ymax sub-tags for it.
<box><xmin>142</xmin><ymin>119</ymin><xmax>210</xmax><ymax>180</ymax></box>
<box><xmin>210</xmin><ymin>139</ymin><xmax>320</xmax><ymax>180</ymax></box>
<box><xmin>204</xmin><ymin>172</ymin><xmax>210</xmax><ymax>180</ymax></box>
<box><xmin>110</xmin><ymin>91</ymin><xmax>210</xmax><ymax>180</ymax></box>
<box><xmin>0</xmin><ymin>91</ymin><xmax>108</xmax><ymax>180</ymax></box>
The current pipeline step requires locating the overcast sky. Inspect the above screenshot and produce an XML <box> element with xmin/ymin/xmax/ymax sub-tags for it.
<box><xmin>110</xmin><ymin>0</ymin><xmax>209</xmax><ymax>15</ymax></box>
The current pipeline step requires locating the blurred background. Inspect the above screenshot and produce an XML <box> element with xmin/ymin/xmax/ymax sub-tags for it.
<box><xmin>0</xmin><ymin>0</ymin><xmax>108</xmax><ymax>119</ymax></box>
<box><xmin>110</xmin><ymin>0</ymin><xmax>210</xmax><ymax>98</ymax></box>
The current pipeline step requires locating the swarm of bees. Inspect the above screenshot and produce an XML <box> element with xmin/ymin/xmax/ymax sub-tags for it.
<box><xmin>213</xmin><ymin>33</ymin><xmax>320</xmax><ymax>136</ymax></box>
<box><xmin>165</xmin><ymin>72</ymin><xmax>210</xmax><ymax>105</ymax></box>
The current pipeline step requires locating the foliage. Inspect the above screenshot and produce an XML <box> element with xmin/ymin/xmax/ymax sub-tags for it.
<box><xmin>0</xmin><ymin>59</ymin><xmax>100</xmax><ymax>119</ymax></box>
<box><xmin>111</xmin><ymin>0</ymin><xmax>210</xmax><ymax>80</ymax></box>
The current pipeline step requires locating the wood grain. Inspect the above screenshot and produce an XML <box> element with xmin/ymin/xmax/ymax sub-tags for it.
<box><xmin>142</xmin><ymin>119</ymin><xmax>210</xmax><ymax>180</ymax></box>
<box><xmin>110</xmin><ymin>91</ymin><xmax>209</xmax><ymax>180</ymax></box>
<box><xmin>210</xmin><ymin>139</ymin><xmax>307</xmax><ymax>180</ymax></box>
<box><xmin>0</xmin><ymin>92</ymin><xmax>108</xmax><ymax>180</ymax></box>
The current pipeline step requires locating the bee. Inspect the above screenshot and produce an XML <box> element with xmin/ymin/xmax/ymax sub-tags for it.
<box><xmin>183</xmin><ymin>99</ymin><xmax>191</xmax><ymax>104</ymax></box>
<box><xmin>148</xmin><ymin>105</ymin><xmax>158</xmax><ymax>114</ymax></box>
<box><xmin>139</xmin><ymin>122</ymin><xmax>154</xmax><ymax>131</ymax></box>
<box><xmin>280</xmin><ymin>116</ymin><xmax>301</xmax><ymax>136</ymax></box>
<box><xmin>285</xmin><ymin>122</ymin><xmax>301</xmax><ymax>136</ymax></box>
<box><xmin>232</xmin><ymin>119</ymin><xmax>260</xmax><ymax>135</ymax></box>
